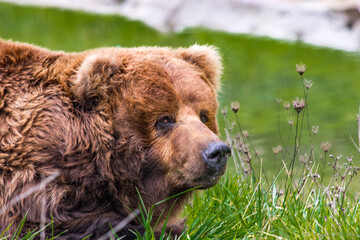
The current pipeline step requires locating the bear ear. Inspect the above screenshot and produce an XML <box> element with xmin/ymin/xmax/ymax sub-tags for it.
<box><xmin>177</xmin><ymin>44</ymin><xmax>223</xmax><ymax>90</ymax></box>
<box><xmin>71</xmin><ymin>54</ymin><xmax>119</xmax><ymax>109</ymax></box>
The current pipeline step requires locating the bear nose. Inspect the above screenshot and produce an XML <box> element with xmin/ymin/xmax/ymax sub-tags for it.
<box><xmin>202</xmin><ymin>142</ymin><xmax>231</xmax><ymax>169</ymax></box>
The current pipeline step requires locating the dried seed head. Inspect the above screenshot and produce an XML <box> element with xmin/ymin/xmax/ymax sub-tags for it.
<box><xmin>272</xmin><ymin>145</ymin><xmax>282</xmax><ymax>155</ymax></box>
<box><xmin>296</xmin><ymin>63</ymin><xmax>306</xmax><ymax>75</ymax></box>
<box><xmin>237</xmin><ymin>143</ymin><xmax>249</xmax><ymax>155</ymax></box>
<box><xmin>278</xmin><ymin>189</ymin><xmax>284</xmax><ymax>196</ymax></box>
<box><xmin>299</xmin><ymin>153</ymin><xmax>309</xmax><ymax>164</ymax></box>
<box><xmin>229</xmin><ymin>121</ymin><xmax>236</xmax><ymax>131</ymax></box>
<box><xmin>292</xmin><ymin>97</ymin><xmax>305</xmax><ymax>113</ymax></box>
<box><xmin>235</xmin><ymin>133</ymin><xmax>242</xmax><ymax>142</ymax></box>
<box><xmin>246</xmin><ymin>152</ymin><xmax>252</xmax><ymax>161</ymax></box>
<box><xmin>221</xmin><ymin>106</ymin><xmax>228</xmax><ymax>116</ymax></box>
<box><xmin>304</xmin><ymin>79</ymin><xmax>313</xmax><ymax>89</ymax></box>
<box><xmin>311</xmin><ymin>174</ymin><xmax>320</xmax><ymax>180</ymax></box>
<box><xmin>242</xmin><ymin>130</ymin><xmax>249</xmax><ymax>138</ymax></box>
<box><xmin>283</xmin><ymin>101</ymin><xmax>290</xmax><ymax>110</ymax></box>
<box><xmin>328</xmin><ymin>201</ymin><xmax>335</xmax><ymax>209</ymax></box>
<box><xmin>242</xmin><ymin>144</ymin><xmax>249</xmax><ymax>154</ymax></box>
<box><xmin>236</xmin><ymin>143</ymin><xmax>242</xmax><ymax>152</ymax></box>
<box><xmin>231</xmin><ymin>102</ymin><xmax>240</xmax><ymax>113</ymax></box>
<box><xmin>321</xmin><ymin>141</ymin><xmax>332</xmax><ymax>153</ymax></box>
<box><xmin>287</xmin><ymin>116</ymin><xmax>294</xmax><ymax>126</ymax></box>
<box><xmin>312</xmin><ymin>126</ymin><xmax>319</xmax><ymax>135</ymax></box>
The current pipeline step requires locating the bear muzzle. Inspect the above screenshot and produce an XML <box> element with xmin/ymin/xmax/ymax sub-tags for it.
<box><xmin>202</xmin><ymin>141</ymin><xmax>231</xmax><ymax>169</ymax></box>
<box><xmin>195</xmin><ymin>141</ymin><xmax>231</xmax><ymax>188</ymax></box>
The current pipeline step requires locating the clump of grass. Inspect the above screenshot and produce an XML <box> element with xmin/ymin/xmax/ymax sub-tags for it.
<box><xmin>123</xmin><ymin>188</ymin><xmax>195</xmax><ymax>240</ymax></box>
<box><xmin>185</xmin><ymin>172</ymin><xmax>360</xmax><ymax>239</ymax></box>
<box><xmin>0</xmin><ymin>213</ymin><xmax>62</xmax><ymax>240</ymax></box>
<box><xmin>129</xmin><ymin>189</ymin><xmax>176</xmax><ymax>240</ymax></box>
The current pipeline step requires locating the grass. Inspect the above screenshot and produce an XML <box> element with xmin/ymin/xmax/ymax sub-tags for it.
<box><xmin>1</xmin><ymin>2</ymin><xmax>360</xmax><ymax>239</ymax></box>
<box><xmin>0</xmin><ymin>213</ymin><xmax>62</xmax><ymax>239</ymax></box>
<box><xmin>184</xmin><ymin>174</ymin><xmax>360</xmax><ymax>239</ymax></box>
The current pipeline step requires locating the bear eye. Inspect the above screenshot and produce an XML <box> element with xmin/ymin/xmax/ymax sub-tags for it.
<box><xmin>160</xmin><ymin>116</ymin><xmax>171</xmax><ymax>125</ymax></box>
<box><xmin>200</xmin><ymin>111</ymin><xmax>209</xmax><ymax>124</ymax></box>
<box><xmin>156</xmin><ymin>116</ymin><xmax>175</xmax><ymax>131</ymax></box>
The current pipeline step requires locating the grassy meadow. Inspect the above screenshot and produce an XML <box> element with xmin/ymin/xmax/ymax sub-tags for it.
<box><xmin>1</xmin><ymin>2</ymin><xmax>360</xmax><ymax>239</ymax></box>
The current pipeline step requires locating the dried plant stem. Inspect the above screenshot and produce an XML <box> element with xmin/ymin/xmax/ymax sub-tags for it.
<box><xmin>277</xmin><ymin>102</ymin><xmax>290</xmax><ymax>158</ymax></box>
<box><xmin>358</xmin><ymin>105</ymin><xmax>360</xmax><ymax>148</ymax></box>
<box><xmin>291</xmin><ymin>112</ymin><xmax>300</xmax><ymax>177</ymax></box>
<box><xmin>300</xmin><ymin>75</ymin><xmax>315</xmax><ymax>164</ymax></box>
<box><xmin>0</xmin><ymin>171</ymin><xmax>59</xmax><ymax>216</ymax></box>
<box><xmin>234</xmin><ymin>113</ymin><xmax>264</xmax><ymax>182</ymax></box>
<box><xmin>305</xmin><ymin>89</ymin><xmax>315</xmax><ymax>161</ymax></box>
<box><xmin>349</xmin><ymin>134</ymin><xmax>360</xmax><ymax>152</ymax></box>
<box><xmin>236</xmin><ymin>150</ymin><xmax>246</xmax><ymax>179</ymax></box>
<box><xmin>284</xmin><ymin>112</ymin><xmax>300</xmax><ymax>199</ymax></box>
<box><xmin>340</xmin><ymin>174</ymin><xmax>354</xmax><ymax>211</ymax></box>
<box><xmin>294</xmin><ymin>111</ymin><xmax>305</xmax><ymax>179</ymax></box>
<box><xmin>96</xmin><ymin>209</ymin><xmax>140</xmax><ymax>240</ymax></box>
<box><xmin>234</xmin><ymin>114</ymin><xmax>246</xmax><ymax>147</ymax></box>
<box><xmin>349</xmin><ymin>106</ymin><xmax>360</xmax><ymax>152</ymax></box>
<box><xmin>303</xmin><ymin>92</ymin><xmax>315</xmax><ymax>164</ymax></box>
<box><xmin>320</xmin><ymin>153</ymin><xmax>326</xmax><ymax>185</ymax></box>
<box><xmin>224</xmin><ymin>115</ymin><xmax>245</xmax><ymax>179</ymax></box>
<box><xmin>280</xmin><ymin>124</ymin><xmax>293</xmax><ymax>169</ymax></box>
<box><xmin>296</xmin><ymin>171</ymin><xmax>309</xmax><ymax>197</ymax></box>
<box><xmin>234</xmin><ymin>115</ymin><xmax>251</xmax><ymax>166</ymax></box>
<box><xmin>40</xmin><ymin>175</ymin><xmax>47</xmax><ymax>240</ymax></box>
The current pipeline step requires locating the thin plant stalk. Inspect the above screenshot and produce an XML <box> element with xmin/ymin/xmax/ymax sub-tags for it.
<box><xmin>358</xmin><ymin>105</ymin><xmax>360</xmax><ymax>148</ymax></box>
<box><xmin>280</xmin><ymin>123</ymin><xmax>293</xmax><ymax>169</ymax></box>
<box><xmin>320</xmin><ymin>152</ymin><xmax>326</xmax><ymax>185</ymax></box>
<box><xmin>283</xmin><ymin>112</ymin><xmax>300</xmax><ymax>203</ymax></box>
<box><xmin>277</xmin><ymin>102</ymin><xmax>290</xmax><ymax>158</ymax></box>
<box><xmin>234</xmin><ymin>113</ymin><xmax>267</xmax><ymax>183</ymax></box>
<box><xmin>291</xmin><ymin>112</ymin><xmax>300</xmax><ymax>177</ymax></box>
<box><xmin>224</xmin><ymin>114</ymin><xmax>244</xmax><ymax>178</ymax></box>
<box><xmin>40</xmin><ymin>175</ymin><xmax>47</xmax><ymax>240</ymax></box>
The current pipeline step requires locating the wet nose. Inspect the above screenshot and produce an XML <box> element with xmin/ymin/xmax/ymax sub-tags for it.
<box><xmin>202</xmin><ymin>142</ymin><xmax>231</xmax><ymax>169</ymax></box>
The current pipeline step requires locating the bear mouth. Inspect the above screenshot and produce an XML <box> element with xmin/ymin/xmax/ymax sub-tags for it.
<box><xmin>193</xmin><ymin>171</ymin><xmax>225</xmax><ymax>189</ymax></box>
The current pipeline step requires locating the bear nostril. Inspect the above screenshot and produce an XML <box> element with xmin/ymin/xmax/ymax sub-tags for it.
<box><xmin>203</xmin><ymin>142</ymin><xmax>231</xmax><ymax>168</ymax></box>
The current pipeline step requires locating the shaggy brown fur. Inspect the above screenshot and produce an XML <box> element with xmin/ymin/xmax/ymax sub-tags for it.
<box><xmin>0</xmin><ymin>39</ymin><xmax>228</xmax><ymax>239</ymax></box>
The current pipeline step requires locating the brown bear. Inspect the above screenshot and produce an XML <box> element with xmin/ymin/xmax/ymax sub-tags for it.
<box><xmin>0</xmin><ymin>39</ymin><xmax>230</xmax><ymax>239</ymax></box>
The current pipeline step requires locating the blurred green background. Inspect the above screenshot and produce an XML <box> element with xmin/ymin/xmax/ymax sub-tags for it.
<box><xmin>1</xmin><ymin>2</ymin><xmax>360</xmax><ymax>192</ymax></box>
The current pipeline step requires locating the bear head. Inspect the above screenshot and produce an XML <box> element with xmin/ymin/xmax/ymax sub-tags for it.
<box><xmin>69</xmin><ymin>44</ymin><xmax>231</xmax><ymax>209</ymax></box>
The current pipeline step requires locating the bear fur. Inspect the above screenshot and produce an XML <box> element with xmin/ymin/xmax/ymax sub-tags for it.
<box><xmin>0</xmin><ymin>39</ymin><xmax>228</xmax><ymax>239</ymax></box>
